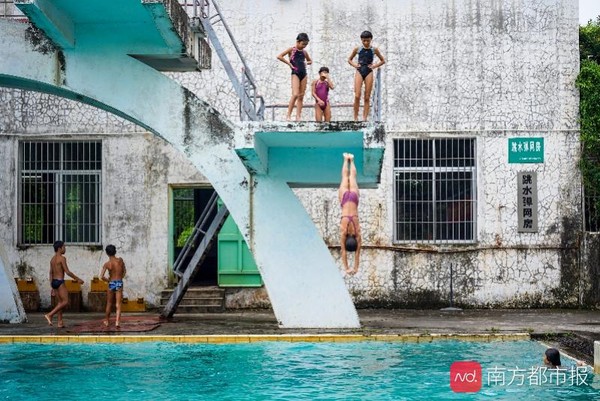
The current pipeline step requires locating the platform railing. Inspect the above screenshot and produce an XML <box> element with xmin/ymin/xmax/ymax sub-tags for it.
<box><xmin>0</xmin><ymin>0</ymin><xmax>25</xmax><ymax>19</ymax></box>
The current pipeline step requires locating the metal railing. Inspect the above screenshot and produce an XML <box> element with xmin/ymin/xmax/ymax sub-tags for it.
<box><xmin>584</xmin><ymin>193</ymin><xmax>600</xmax><ymax>232</ymax></box>
<box><xmin>371</xmin><ymin>68</ymin><xmax>382</xmax><ymax>122</ymax></box>
<box><xmin>0</xmin><ymin>0</ymin><xmax>25</xmax><ymax>19</ymax></box>
<box><xmin>178</xmin><ymin>0</ymin><xmax>264</xmax><ymax>121</ymax></box>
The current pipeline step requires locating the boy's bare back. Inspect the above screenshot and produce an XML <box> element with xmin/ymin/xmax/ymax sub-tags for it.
<box><xmin>50</xmin><ymin>254</ymin><xmax>67</xmax><ymax>280</ymax></box>
<box><xmin>103</xmin><ymin>257</ymin><xmax>126</xmax><ymax>281</ymax></box>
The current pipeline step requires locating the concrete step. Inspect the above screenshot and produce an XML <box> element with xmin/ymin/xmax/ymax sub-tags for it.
<box><xmin>171</xmin><ymin>305</ymin><xmax>225</xmax><ymax>314</ymax></box>
<box><xmin>161</xmin><ymin>287</ymin><xmax>224</xmax><ymax>299</ymax></box>
<box><xmin>159</xmin><ymin>297</ymin><xmax>223</xmax><ymax>307</ymax></box>
<box><xmin>160</xmin><ymin>286</ymin><xmax>226</xmax><ymax>314</ymax></box>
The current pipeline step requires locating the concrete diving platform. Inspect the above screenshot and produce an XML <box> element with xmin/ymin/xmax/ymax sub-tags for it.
<box><xmin>236</xmin><ymin>122</ymin><xmax>386</xmax><ymax>188</ymax></box>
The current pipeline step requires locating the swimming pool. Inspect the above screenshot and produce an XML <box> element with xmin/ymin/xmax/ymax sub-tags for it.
<box><xmin>0</xmin><ymin>340</ymin><xmax>597</xmax><ymax>400</ymax></box>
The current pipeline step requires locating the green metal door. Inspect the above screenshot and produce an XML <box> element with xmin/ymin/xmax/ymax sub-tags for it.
<box><xmin>217</xmin><ymin>203</ymin><xmax>262</xmax><ymax>287</ymax></box>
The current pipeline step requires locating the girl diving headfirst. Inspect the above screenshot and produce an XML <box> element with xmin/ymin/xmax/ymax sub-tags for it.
<box><xmin>339</xmin><ymin>153</ymin><xmax>361</xmax><ymax>275</ymax></box>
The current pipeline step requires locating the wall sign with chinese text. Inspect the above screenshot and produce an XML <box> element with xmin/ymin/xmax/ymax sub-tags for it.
<box><xmin>508</xmin><ymin>138</ymin><xmax>544</xmax><ymax>163</ymax></box>
<box><xmin>518</xmin><ymin>172</ymin><xmax>538</xmax><ymax>233</ymax></box>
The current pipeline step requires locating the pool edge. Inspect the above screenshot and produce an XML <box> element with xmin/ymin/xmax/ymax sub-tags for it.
<box><xmin>0</xmin><ymin>333</ymin><xmax>531</xmax><ymax>344</ymax></box>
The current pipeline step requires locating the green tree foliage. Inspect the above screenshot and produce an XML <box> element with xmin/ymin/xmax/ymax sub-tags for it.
<box><xmin>173</xmin><ymin>188</ymin><xmax>195</xmax><ymax>248</ymax></box>
<box><xmin>578</xmin><ymin>18</ymin><xmax>600</xmax><ymax>226</ymax></box>
<box><xmin>580</xmin><ymin>17</ymin><xmax>600</xmax><ymax>63</ymax></box>
<box><xmin>577</xmin><ymin>60</ymin><xmax>600</xmax><ymax>190</ymax></box>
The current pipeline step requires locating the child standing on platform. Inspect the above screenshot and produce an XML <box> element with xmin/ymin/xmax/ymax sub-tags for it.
<box><xmin>347</xmin><ymin>30</ymin><xmax>386</xmax><ymax>121</ymax></box>
<box><xmin>311</xmin><ymin>66</ymin><xmax>335</xmax><ymax>122</ymax></box>
<box><xmin>277</xmin><ymin>33</ymin><xmax>313</xmax><ymax>121</ymax></box>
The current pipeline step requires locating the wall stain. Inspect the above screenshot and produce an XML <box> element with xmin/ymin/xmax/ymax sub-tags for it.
<box><xmin>24</xmin><ymin>25</ymin><xmax>56</xmax><ymax>55</ymax></box>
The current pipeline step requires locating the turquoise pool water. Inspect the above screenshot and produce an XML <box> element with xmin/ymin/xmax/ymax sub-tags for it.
<box><xmin>0</xmin><ymin>340</ymin><xmax>597</xmax><ymax>400</ymax></box>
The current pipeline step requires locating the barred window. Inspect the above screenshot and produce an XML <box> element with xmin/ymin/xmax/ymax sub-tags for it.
<box><xmin>394</xmin><ymin>138</ymin><xmax>476</xmax><ymax>243</ymax></box>
<box><xmin>19</xmin><ymin>141</ymin><xmax>102</xmax><ymax>245</ymax></box>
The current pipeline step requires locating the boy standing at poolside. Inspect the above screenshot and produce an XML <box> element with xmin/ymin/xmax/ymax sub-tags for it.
<box><xmin>100</xmin><ymin>244</ymin><xmax>126</xmax><ymax>328</ymax></box>
<box><xmin>311</xmin><ymin>66</ymin><xmax>335</xmax><ymax>122</ymax></box>
<box><xmin>44</xmin><ymin>240</ymin><xmax>84</xmax><ymax>328</ymax></box>
<box><xmin>347</xmin><ymin>30</ymin><xmax>386</xmax><ymax>121</ymax></box>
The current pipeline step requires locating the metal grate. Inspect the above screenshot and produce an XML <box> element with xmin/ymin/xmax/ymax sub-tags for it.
<box><xmin>584</xmin><ymin>193</ymin><xmax>600</xmax><ymax>232</ymax></box>
<box><xmin>19</xmin><ymin>141</ymin><xmax>102</xmax><ymax>245</ymax></box>
<box><xmin>393</xmin><ymin>138</ymin><xmax>477</xmax><ymax>243</ymax></box>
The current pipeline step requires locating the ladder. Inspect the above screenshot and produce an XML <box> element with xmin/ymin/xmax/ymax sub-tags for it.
<box><xmin>161</xmin><ymin>191</ymin><xmax>230</xmax><ymax>318</ymax></box>
<box><xmin>179</xmin><ymin>0</ymin><xmax>265</xmax><ymax>121</ymax></box>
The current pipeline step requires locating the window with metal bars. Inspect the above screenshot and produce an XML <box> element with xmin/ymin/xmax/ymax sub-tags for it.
<box><xmin>19</xmin><ymin>141</ymin><xmax>102</xmax><ymax>245</ymax></box>
<box><xmin>393</xmin><ymin>138</ymin><xmax>476</xmax><ymax>243</ymax></box>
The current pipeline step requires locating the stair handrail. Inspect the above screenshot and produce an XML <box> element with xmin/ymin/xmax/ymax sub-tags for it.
<box><xmin>0</xmin><ymin>0</ymin><xmax>25</xmax><ymax>19</ymax></box>
<box><xmin>173</xmin><ymin>190</ymin><xmax>219</xmax><ymax>274</ymax></box>
<box><xmin>161</xmin><ymin>204</ymin><xmax>230</xmax><ymax>318</ymax></box>
<box><xmin>179</xmin><ymin>0</ymin><xmax>264</xmax><ymax>120</ymax></box>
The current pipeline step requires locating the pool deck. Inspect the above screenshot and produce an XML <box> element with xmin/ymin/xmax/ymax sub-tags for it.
<box><xmin>5</xmin><ymin>308</ymin><xmax>599</xmax><ymax>368</ymax></box>
<box><xmin>1</xmin><ymin>308</ymin><xmax>599</xmax><ymax>338</ymax></box>
<box><xmin>5</xmin><ymin>308</ymin><xmax>599</xmax><ymax>371</ymax></box>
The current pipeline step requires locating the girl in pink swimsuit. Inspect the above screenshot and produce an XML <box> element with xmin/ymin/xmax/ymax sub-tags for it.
<box><xmin>338</xmin><ymin>153</ymin><xmax>361</xmax><ymax>275</ymax></box>
<box><xmin>311</xmin><ymin>66</ymin><xmax>335</xmax><ymax>122</ymax></box>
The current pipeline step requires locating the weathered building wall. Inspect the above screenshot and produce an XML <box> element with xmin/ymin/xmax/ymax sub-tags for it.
<box><xmin>0</xmin><ymin>0</ymin><xmax>583</xmax><ymax>309</ymax></box>
<box><xmin>0</xmin><ymin>121</ymin><xmax>205</xmax><ymax>308</ymax></box>
<box><xmin>298</xmin><ymin>128</ymin><xmax>581</xmax><ymax>308</ymax></box>
<box><xmin>173</xmin><ymin>0</ymin><xmax>578</xmax><ymax>131</ymax></box>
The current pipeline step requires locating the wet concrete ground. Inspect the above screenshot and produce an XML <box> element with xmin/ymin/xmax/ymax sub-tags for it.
<box><xmin>1</xmin><ymin>308</ymin><xmax>599</xmax><ymax>336</ymax></box>
<box><xmin>2</xmin><ymin>309</ymin><xmax>600</xmax><ymax>363</ymax></box>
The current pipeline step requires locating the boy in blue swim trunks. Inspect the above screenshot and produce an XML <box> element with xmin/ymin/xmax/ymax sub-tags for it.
<box><xmin>100</xmin><ymin>244</ymin><xmax>126</xmax><ymax>328</ymax></box>
<box><xmin>347</xmin><ymin>30</ymin><xmax>386</xmax><ymax>121</ymax></box>
<box><xmin>44</xmin><ymin>240</ymin><xmax>84</xmax><ymax>328</ymax></box>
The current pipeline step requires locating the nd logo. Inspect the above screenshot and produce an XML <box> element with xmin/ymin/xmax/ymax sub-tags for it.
<box><xmin>450</xmin><ymin>361</ymin><xmax>482</xmax><ymax>393</ymax></box>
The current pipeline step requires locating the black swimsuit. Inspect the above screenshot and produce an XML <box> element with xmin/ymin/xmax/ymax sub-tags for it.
<box><xmin>290</xmin><ymin>47</ymin><xmax>307</xmax><ymax>81</ymax></box>
<box><xmin>357</xmin><ymin>46</ymin><xmax>374</xmax><ymax>80</ymax></box>
<box><xmin>51</xmin><ymin>279</ymin><xmax>65</xmax><ymax>289</ymax></box>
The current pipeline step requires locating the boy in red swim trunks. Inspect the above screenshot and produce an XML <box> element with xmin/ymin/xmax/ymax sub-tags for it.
<box><xmin>311</xmin><ymin>66</ymin><xmax>335</xmax><ymax>122</ymax></box>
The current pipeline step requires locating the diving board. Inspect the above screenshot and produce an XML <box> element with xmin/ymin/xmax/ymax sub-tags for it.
<box><xmin>236</xmin><ymin>122</ymin><xmax>385</xmax><ymax>188</ymax></box>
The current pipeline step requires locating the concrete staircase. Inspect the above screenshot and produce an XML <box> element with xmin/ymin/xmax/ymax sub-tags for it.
<box><xmin>160</xmin><ymin>286</ymin><xmax>225</xmax><ymax>314</ymax></box>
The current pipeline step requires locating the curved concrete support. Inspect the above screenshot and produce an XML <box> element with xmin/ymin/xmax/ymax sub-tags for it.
<box><xmin>0</xmin><ymin>244</ymin><xmax>26</xmax><ymax>323</ymax></box>
<box><xmin>0</xmin><ymin>19</ymin><xmax>359</xmax><ymax>328</ymax></box>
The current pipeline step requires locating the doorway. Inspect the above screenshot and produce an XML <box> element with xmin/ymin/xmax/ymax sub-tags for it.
<box><xmin>171</xmin><ymin>187</ymin><xmax>217</xmax><ymax>286</ymax></box>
